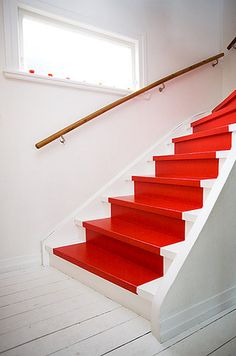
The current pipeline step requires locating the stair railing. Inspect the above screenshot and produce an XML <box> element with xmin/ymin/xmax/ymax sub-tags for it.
<box><xmin>35</xmin><ymin>53</ymin><xmax>224</xmax><ymax>149</ymax></box>
<box><xmin>227</xmin><ymin>37</ymin><xmax>236</xmax><ymax>50</ymax></box>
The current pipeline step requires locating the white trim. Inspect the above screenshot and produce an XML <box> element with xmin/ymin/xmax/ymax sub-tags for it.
<box><xmin>159</xmin><ymin>285</ymin><xmax>236</xmax><ymax>342</ymax></box>
<box><xmin>0</xmin><ymin>253</ymin><xmax>41</xmax><ymax>273</ymax></box>
<box><xmin>3</xmin><ymin>70</ymin><xmax>132</xmax><ymax>96</ymax></box>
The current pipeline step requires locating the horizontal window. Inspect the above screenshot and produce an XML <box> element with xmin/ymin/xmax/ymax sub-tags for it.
<box><xmin>18</xmin><ymin>9</ymin><xmax>140</xmax><ymax>91</ymax></box>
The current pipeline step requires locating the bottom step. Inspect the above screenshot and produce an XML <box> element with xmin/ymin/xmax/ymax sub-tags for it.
<box><xmin>53</xmin><ymin>243</ymin><xmax>163</xmax><ymax>293</ymax></box>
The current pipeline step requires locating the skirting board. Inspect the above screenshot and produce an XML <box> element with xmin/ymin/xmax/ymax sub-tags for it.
<box><xmin>0</xmin><ymin>253</ymin><xmax>42</xmax><ymax>273</ymax></box>
<box><xmin>50</xmin><ymin>253</ymin><xmax>151</xmax><ymax>320</ymax></box>
<box><xmin>159</xmin><ymin>285</ymin><xmax>236</xmax><ymax>342</ymax></box>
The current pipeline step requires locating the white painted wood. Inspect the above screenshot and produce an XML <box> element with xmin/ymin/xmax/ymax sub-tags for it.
<box><xmin>0</xmin><ymin>286</ymin><xmax>118</xmax><ymax>336</ymax></box>
<box><xmin>2</xmin><ymin>307</ymin><xmax>136</xmax><ymax>355</ymax></box>
<box><xmin>50</xmin><ymin>253</ymin><xmax>151</xmax><ymax>320</ymax></box>
<box><xmin>160</xmin><ymin>241</ymin><xmax>185</xmax><ymax>260</ymax></box>
<box><xmin>4</xmin><ymin>70</ymin><xmax>132</xmax><ymax>96</ymax></box>
<box><xmin>0</xmin><ymin>284</ymin><xmax>90</xmax><ymax>320</ymax></box>
<box><xmin>0</xmin><ymin>294</ymin><xmax>120</xmax><ymax>353</ymax></box>
<box><xmin>210</xmin><ymin>336</ymin><xmax>236</xmax><ymax>355</ymax></box>
<box><xmin>52</xmin><ymin>316</ymin><xmax>150</xmax><ymax>356</ymax></box>
<box><xmin>1</xmin><ymin>266</ymin><xmax>236</xmax><ymax>356</ymax></box>
<box><xmin>0</xmin><ymin>254</ymin><xmax>41</xmax><ymax>273</ymax></box>
<box><xmin>0</xmin><ymin>272</ymin><xmax>69</xmax><ymax>297</ymax></box>
<box><xmin>106</xmin><ymin>332</ymin><xmax>164</xmax><ymax>355</ymax></box>
<box><xmin>0</xmin><ymin>266</ymin><xmax>42</xmax><ymax>280</ymax></box>
<box><xmin>182</xmin><ymin>209</ymin><xmax>201</xmax><ymax>222</ymax></box>
<box><xmin>200</xmin><ymin>179</ymin><xmax>216</xmax><ymax>188</ymax></box>
<box><xmin>228</xmin><ymin>123</ymin><xmax>236</xmax><ymax>132</ymax></box>
<box><xmin>138</xmin><ymin>278</ymin><xmax>163</xmax><ymax>302</ymax></box>
<box><xmin>160</xmin><ymin>309</ymin><xmax>236</xmax><ymax>356</ymax></box>
<box><xmin>0</xmin><ymin>268</ymin><xmax>60</xmax><ymax>287</ymax></box>
<box><xmin>0</xmin><ymin>278</ymin><xmax>88</xmax><ymax>308</ymax></box>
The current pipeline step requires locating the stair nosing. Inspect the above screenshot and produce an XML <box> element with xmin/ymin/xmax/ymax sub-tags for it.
<box><xmin>83</xmin><ymin>218</ymin><xmax>182</xmax><ymax>254</ymax></box>
<box><xmin>153</xmin><ymin>151</ymin><xmax>217</xmax><ymax>161</ymax></box>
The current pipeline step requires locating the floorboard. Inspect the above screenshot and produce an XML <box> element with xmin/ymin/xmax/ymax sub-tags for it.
<box><xmin>0</xmin><ymin>266</ymin><xmax>235</xmax><ymax>356</ymax></box>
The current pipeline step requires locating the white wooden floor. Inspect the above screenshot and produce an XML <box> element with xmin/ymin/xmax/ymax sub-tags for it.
<box><xmin>0</xmin><ymin>266</ymin><xmax>236</xmax><ymax>356</ymax></box>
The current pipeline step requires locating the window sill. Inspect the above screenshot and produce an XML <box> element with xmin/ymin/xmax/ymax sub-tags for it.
<box><xmin>3</xmin><ymin>70</ymin><xmax>133</xmax><ymax>96</ymax></box>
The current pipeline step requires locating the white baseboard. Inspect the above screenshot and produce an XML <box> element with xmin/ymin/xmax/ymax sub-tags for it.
<box><xmin>160</xmin><ymin>285</ymin><xmax>236</xmax><ymax>342</ymax></box>
<box><xmin>0</xmin><ymin>253</ymin><xmax>42</xmax><ymax>273</ymax></box>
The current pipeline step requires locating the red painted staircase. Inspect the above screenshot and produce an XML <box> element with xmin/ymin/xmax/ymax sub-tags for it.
<box><xmin>53</xmin><ymin>90</ymin><xmax>236</xmax><ymax>295</ymax></box>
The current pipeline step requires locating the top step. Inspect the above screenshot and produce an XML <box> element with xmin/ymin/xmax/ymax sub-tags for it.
<box><xmin>212</xmin><ymin>90</ymin><xmax>236</xmax><ymax>112</ymax></box>
<box><xmin>191</xmin><ymin>105</ymin><xmax>236</xmax><ymax>133</ymax></box>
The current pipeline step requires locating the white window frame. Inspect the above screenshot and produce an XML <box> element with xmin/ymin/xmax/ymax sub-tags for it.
<box><xmin>3</xmin><ymin>0</ymin><xmax>146</xmax><ymax>95</ymax></box>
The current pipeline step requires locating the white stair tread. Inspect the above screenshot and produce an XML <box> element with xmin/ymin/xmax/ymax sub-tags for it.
<box><xmin>160</xmin><ymin>241</ymin><xmax>186</xmax><ymax>259</ymax></box>
<box><xmin>137</xmin><ymin>277</ymin><xmax>164</xmax><ymax>301</ymax></box>
<box><xmin>183</xmin><ymin>209</ymin><xmax>202</xmax><ymax>222</ymax></box>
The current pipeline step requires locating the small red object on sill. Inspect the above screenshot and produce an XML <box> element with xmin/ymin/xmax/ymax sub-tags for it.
<box><xmin>48</xmin><ymin>73</ymin><xmax>53</xmax><ymax>77</ymax></box>
<box><xmin>29</xmin><ymin>69</ymin><xmax>35</xmax><ymax>74</ymax></box>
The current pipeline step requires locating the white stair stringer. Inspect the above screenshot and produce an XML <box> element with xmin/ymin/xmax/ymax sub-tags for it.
<box><xmin>151</xmin><ymin>131</ymin><xmax>236</xmax><ymax>342</ymax></box>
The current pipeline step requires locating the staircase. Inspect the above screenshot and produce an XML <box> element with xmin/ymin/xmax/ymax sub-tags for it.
<box><xmin>50</xmin><ymin>90</ymin><xmax>236</xmax><ymax>316</ymax></box>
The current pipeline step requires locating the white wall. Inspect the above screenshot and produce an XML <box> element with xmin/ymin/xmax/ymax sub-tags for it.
<box><xmin>222</xmin><ymin>0</ymin><xmax>236</xmax><ymax>96</ymax></box>
<box><xmin>158</xmin><ymin>161</ymin><xmax>236</xmax><ymax>340</ymax></box>
<box><xmin>0</xmin><ymin>0</ymin><xmax>230</xmax><ymax>264</ymax></box>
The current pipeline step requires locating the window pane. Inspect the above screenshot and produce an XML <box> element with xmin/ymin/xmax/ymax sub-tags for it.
<box><xmin>21</xmin><ymin>14</ymin><xmax>135</xmax><ymax>90</ymax></box>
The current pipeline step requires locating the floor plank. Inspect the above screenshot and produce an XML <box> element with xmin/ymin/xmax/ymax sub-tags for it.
<box><xmin>158</xmin><ymin>308</ymin><xmax>236</xmax><ymax>356</ymax></box>
<box><xmin>52</xmin><ymin>316</ymin><xmax>151</xmax><ymax>356</ymax></box>
<box><xmin>2</xmin><ymin>307</ymin><xmax>136</xmax><ymax>355</ymax></box>
<box><xmin>0</xmin><ymin>265</ymin><xmax>235</xmax><ymax>356</ymax></box>
<box><xmin>0</xmin><ymin>284</ymin><xmax>89</xmax><ymax>320</ymax></box>
<box><xmin>0</xmin><ymin>278</ymin><xmax>87</xmax><ymax>308</ymax></box>
<box><xmin>208</xmin><ymin>336</ymin><xmax>236</xmax><ymax>355</ymax></box>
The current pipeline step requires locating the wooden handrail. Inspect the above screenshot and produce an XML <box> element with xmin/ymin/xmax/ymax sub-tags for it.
<box><xmin>35</xmin><ymin>52</ymin><xmax>224</xmax><ymax>149</ymax></box>
<box><xmin>227</xmin><ymin>37</ymin><xmax>236</xmax><ymax>50</ymax></box>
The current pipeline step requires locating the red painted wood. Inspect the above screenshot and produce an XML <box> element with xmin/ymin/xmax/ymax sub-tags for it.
<box><xmin>86</xmin><ymin>230</ymin><xmax>164</xmax><ymax>270</ymax></box>
<box><xmin>83</xmin><ymin>217</ymin><xmax>183</xmax><ymax>254</ymax></box>
<box><xmin>212</xmin><ymin>90</ymin><xmax>236</xmax><ymax>112</ymax></box>
<box><xmin>132</xmin><ymin>176</ymin><xmax>202</xmax><ymax>187</ymax></box>
<box><xmin>155</xmin><ymin>157</ymin><xmax>219</xmax><ymax>178</ymax></box>
<box><xmin>53</xmin><ymin>243</ymin><xmax>163</xmax><ymax>293</ymax></box>
<box><xmin>173</xmin><ymin>125</ymin><xmax>229</xmax><ymax>143</ymax></box>
<box><xmin>109</xmin><ymin>195</ymin><xmax>202</xmax><ymax>219</ymax></box>
<box><xmin>153</xmin><ymin>152</ymin><xmax>217</xmax><ymax>161</ymax></box>
<box><xmin>191</xmin><ymin>106</ymin><xmax>236</xmax><ymax>133</ymax></box>
<box><xmin>111</xmin><ymin>204</ymin><xmax>185</xmax><ymax>238</ymax></box>
<box><xmin>174</xmin><ymin>132</ymin><xmax>232</xmax><ymax>154</ymax></box>
<box><xmin>133</xmin><ymin>180</ymin><xmax>203</xmax><ymax>205</ymax></box>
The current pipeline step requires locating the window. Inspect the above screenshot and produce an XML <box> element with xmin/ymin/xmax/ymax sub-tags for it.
<box><xmin>17</xmin><ymin>9</ymin><xmax>140</xmax><ymax>91</ymax></box>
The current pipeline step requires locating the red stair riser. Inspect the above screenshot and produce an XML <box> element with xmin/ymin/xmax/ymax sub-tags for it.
<box><xmin>174</xmin><ymin>132</ymin><xmax>232</xmax><ymax>154</ymax></box>
<box><xmin>53</xmin><ymin>246</ymin><xmax>138</xmax><ymax>293</ymax></box>
<box><xmin>192</xmin><ymin>111</ymin><xmax>236</xmax><ymax>133</ymax></box>
<box><xmin>155</xmin><ymin>159</ymin><xmax>219</xmax><ymax>178</ymax></box>
<box><xmin>111</xmin><ymin>204</ymin><xmax>185</xmax><ymax>238</ymax></box>
<box><xmin>134</xmin><ymin>181</ymin><xmax>203</xmax><ymax>205</ymax></box>
<box><xmin>86</xmin><ymin>230</ymin><xmax>164</xmax><ymax>271</ymax></box>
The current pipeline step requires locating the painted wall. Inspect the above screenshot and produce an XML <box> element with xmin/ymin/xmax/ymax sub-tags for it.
<box><xmin>222</xmin><ymin>0</ymin><xmax>236</xmax><ymax>96</ymax></box>
<box><xmin>159</xmin><ymin>161</ymin><xmax>236</xmax><ymax>340</ymax></box>
<box><xmin>0</xmin><ymin>0</ymin><xmax>230</xmax><ymax>265</ymax></box>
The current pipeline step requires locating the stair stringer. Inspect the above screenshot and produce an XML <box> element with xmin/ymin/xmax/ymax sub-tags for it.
<box><xmin>151</xmin><ymin>136</ymin><xmax>236</xmax><ymax>342</ymax></box>
<box><xmin>42</xmin><ymin>110</ymin><xmax>210</xmax><ymax>265</ymax></box>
